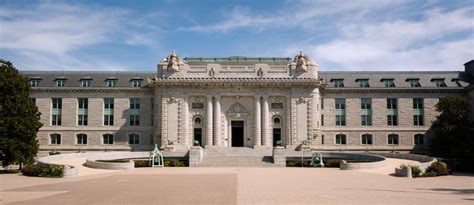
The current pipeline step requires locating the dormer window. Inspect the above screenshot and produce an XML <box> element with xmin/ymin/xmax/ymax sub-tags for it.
<box><xmin>432</xmin><ymin>78</ymin><xmax>447</xmax><ymax>87</ymax></box>
<box><xmin>80</xmin><ymin>79</ymin><xmax>92</xmax><ymax>87</ymax></box>
<box><xmin>55</xmin><ymin>79</ymin><xmax>66</xmax><ymax>87</ymax></box>
<box><xmin>382</xmin><ymin>79</ymin><xmax>396</xmax><ymax>87</ymax></box>
<box><xmin>451</xmin><ymin>78</ymin><xmax>462</xmax><ymax>87</ymax></box>
<box><xmin>30</xmin><ymin>79</ymin><xmax>41</xmax><ymax>87</ymax></box>
<box><xmin>407</xmin><ymin>79</ymin><xmax>421</xmax><ymax>87</ymax></box>
<box><xmin>131</xmin><ymin>79</ymin><xmax>143</xmax><ymax>87</ymax></box>
<box><xmin>106</xmin><ymin>79</ymin><xmax>117</xmax><ymax>87</ymax></box>
<box><xmin>331</xmin><ymin>79</ymin><xmax>344</xmax><ymax>88</ymax></box>
<box><xmin>356</xmin><ymin>79</ymin><xmax>370</xmax><ymax>87</ymax></box>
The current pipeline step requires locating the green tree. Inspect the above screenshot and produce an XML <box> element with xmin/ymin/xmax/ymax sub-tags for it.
<box><xmin>430</xmin><ymin>96</ymin><xmax>473</xmax><ymax>159</ymax></box>
<box><xmin>0</xmin><ymin>61</ymin><xmax>42</xmax><ymax>167</ymax></box>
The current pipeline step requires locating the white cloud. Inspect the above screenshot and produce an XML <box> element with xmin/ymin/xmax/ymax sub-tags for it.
<box><xmin>311</xmin><ymin>7</ymin><xmax>474</xmax><ymax>71</ymax></box>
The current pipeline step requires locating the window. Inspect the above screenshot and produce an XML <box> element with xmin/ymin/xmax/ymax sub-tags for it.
<box><xmin>321</xmin><ymin>98</ymin><xmax>324</xmax><ymax>109</ymax></box>
<box><xmin>104</xmin><ymin>98</ymin><xmax>114</xmax><ymax>109</ymax></box>
<box><xmin>103</xmin><ymin>134</ymin><xmax>114</xmax><ymax>145</ymax></box>
<box><xmin>131</xmin><ymin>79</ymin><xmax>142</xmax><ymax>87</ymax></box>
<box><xmin>387</xmin><ymin>98</ymin><xmax>397</xmax><ymax>109</ymax></box>
<box><xmin>52</xmin><ymin>114</ymin><xmax>61</xmax><ymax>126</ymax></box>
<box><xmin>321</xmin><ymin>135</ymin><xmax>325</xmax><ymax>144</ymax></box>
<box><xmin>335</xmin><ymin>98</ymin><xmax>345</xmax><ymax>109</ymax></box>
<box><xmin>357</xmin><ymin>79</ymin><xmax>370</xmax><ymax>87</ymax></box>
<box><xmin>52</xmin><ymin>98</ymin><xmax>62</xmax><ymax>109</ymax></box>
<box><xmin>30</xmin><ymin>79</ymin><xmax>40</xmax><ymax>87</ymax></box>
<box><xmin>333</xmin><ymin>79</ymin><xmax>344</xmax><ymax>88</ymax></box>
<box><xmin>194</xmin><ymin>117</ymin><xmax>202</xmax><ymax>126</ymax></box>
<box><xmin>387</xmin><ymin>115</ymin><xmax>398</xmax><ymax>126</ymax></box>
<box><xmin>414</xmin><ymin>134</ymin><xmax>424</xmax><ymax>145</ymax></box>
<box><xmin>383</xmin><ymin>79</ymin><xmax>396</xmax><ymax>87</ymax></box>
<box><xmin>271</xmin><ymin>103</ymin><xmax>284</xmax><ymax>109</ymax></box>
<box><xmin>130</xmin><ymin>98</ymin><xmax>140</xmax><ymax>109</ymax></box>
<box><xmin>106</xmin><ymin>79</ymin><xmax>117</xmax><ymax>87</ymax></box>
<box><xmin>31</xmin><ymin>98</ymin><xmax>36</xmax><ymax>105</ymax></box>
<box><xmin>80</xmin><ymin>79</ymin><xmax>91</xmax><ymax>87</ymax></box>
<box><xmin>414</xmin><ymin>115</ymin><xmax>424</xmax><ymax>126</ymax></box>
<box><xmin>192</xmin><ymin>103</ymin><xmax>204</xmax><ymax>109</ymax></box>
<box><xmin>273</xmin><ymin>117</ymin><xmax>281</xmax><ymax>125</ymax></box>
<box><xmin>321</xmin><ymin>115</ymin><xmax>324</xmax><ymax>126</ymax></box>
<box><xmin>452</xmin><ymin>79</ymin><xmax>462</xmax><ymax>87</ymax></box>
<box><xmin>130</xmin><ymin>115</ymin><xmax>140</xmax><ymax>126</ymax></box>
<box><xmin>77</xmin><ymin>134</ymin><xmax>87</xmax><ymax>145</ymax></box>
<box><xmin>129</xmin><ymin>134</ymin><xmax>140</xmax><ymax>144</ymax></box>
<box><xmin>78</xmin><ymin>115</ymin><xmax>88</xmax><ymax>126</ymax></box>
<box><xmin>361</xmin><ymin>115</ymin><xmax>372</xmax><ymax>126</ymax></box>
<box><xmin>413</xmin><ymin>98</ymin><xmax>423</xmax><ymax>109</ymax></box>
<box><xmin>388</xmin><ymin>134</ymin><xmax>399</xmax><ymax>145</ymax></box>
<box><xmin>336</xmin><ymin>134</ymin><xmax>347</xmax><ymax>145</ymax></box>
<box><xmin>50</xmin><ymin>134</ymin><xmax>61</xmax><ymax>145</ymax></box>
<box><xmin>361</xmin><ymin>98</ymin><xmax>371</xmax><ymax>109</ymax></box>
<box><xmin>78</xmin><ymin>98</ymin><xmax>88</xmax><ymax>109</ymax></box>
<box><xmin>336</xmin><ymin>115</ymin><xmax>346</xmax><ymax>126</ymax></box>
<box><xmin>408</xmin><ymin>79</ymin><xmax>421</xmax><ymax>87</ymax></box>
<box><xmin>55</xmin><ymin>79</ymin><xmax>65</xmax><ymax>87</ymax></box>
<box><xmin>104</xmin><ymin>115</ymin><xmax>114</xmax><ymax>126</ymax></box>
<box><xmin>361</xmin><ymin>134</ymin><xmax>373</xmax><ymax>145</ymax></box>
<box><xmin>433</xmin><ymin>79</ymin><xmax>447</xmax><ymax>87</ymax></box>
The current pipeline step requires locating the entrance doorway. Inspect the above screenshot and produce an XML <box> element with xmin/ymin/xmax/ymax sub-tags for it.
<box><xmin>231</xmin><ymin>121</ymin><xmax>244</xmax><ymax>147</ymax></box>
<box><xmin>273</xmin><ymin>128</ymin><xmax>281</xmax><ymax>146</ymax></box>
<box><xmin>193</xmin><ymin>128</ymin><xmax>202</xmax><ymax>147</ymax></box>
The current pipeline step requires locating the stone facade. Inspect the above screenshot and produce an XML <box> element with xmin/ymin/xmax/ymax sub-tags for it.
<box><xmin>21</xmin><ymin>53</ymin><xmax>472</xmax><ymax>156</ymax></box>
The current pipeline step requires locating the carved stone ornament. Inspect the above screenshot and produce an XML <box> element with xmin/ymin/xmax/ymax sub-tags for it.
<box><xmin>167</xmin><ymin>97</ymin><xmax>177</xmax><ymax>104</ymax></box>
<box><xmin>227</xmin><ymin>103</ymin><xmax>248</xmax><ymax>114</ymax></box>
<box><xmin>161</xmin><ymin>50</ymin><xmax>181</xmax><ymax>72</ymax></box>
<box><xmin>297</xmin><ymin>97</ymin><xmax>307</xmax><ymax>104</ymax></box>
<box><xmin>209</xmin><ymin>67</ymin><xmax>216</xmax><ymax>78</ymax></box>
<box><xmin>293</xmin><ymin>51</ymin><xmax>316</xmax><ymax>72</ymax></box>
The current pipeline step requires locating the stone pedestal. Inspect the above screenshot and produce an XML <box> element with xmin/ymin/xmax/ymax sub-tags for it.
<box><xmin>272</xmin><ymin>146</ymin><xmax>286</xmax><ymax>166</ymax></box>
<box><xmin>189</xmin><ymin>146</ymin><xmax>203</xmax><ymax>167</ymax></box>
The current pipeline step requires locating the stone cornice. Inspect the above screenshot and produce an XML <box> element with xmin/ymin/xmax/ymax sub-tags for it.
<box><xmin>322</xmin><ymin>87</ymin><xmax>466</xmax><ymax>94</ymax></box>
<box><xmin>153</xmin><ymin>78</ymin><xmax>321</xmax><ymax>88</ymax></box>
<box><xmin>31</xmin><ymin>87</ymin><xmax>151</xmax><ymax>93</ymax></box>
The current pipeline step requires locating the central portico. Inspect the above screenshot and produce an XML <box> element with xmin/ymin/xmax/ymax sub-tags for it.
<box><xmin>152</xmin><ymin>51</ymin><xmax>322</xmax><ymax>151</ymax></box>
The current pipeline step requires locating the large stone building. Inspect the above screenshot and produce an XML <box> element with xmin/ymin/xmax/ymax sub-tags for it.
<box><xmin>21</xmin><ymin>52</ymin><xmax>473</xmax><ymax>156</ymax></box>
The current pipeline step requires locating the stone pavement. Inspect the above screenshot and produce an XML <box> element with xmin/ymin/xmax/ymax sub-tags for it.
<box><xmin>1</xmin><ymin>161</ymin><xmax>473</xmax><ymax>204</ymax></box>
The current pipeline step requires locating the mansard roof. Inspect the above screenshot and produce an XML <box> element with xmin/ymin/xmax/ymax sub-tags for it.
<box><xmin>319</xmin><ymin>71</ymin><xmax>468</xmax><ymax>88</ymax></box>
<box><xmin>21</xmin><ymin>71</ymin><xmax>155</xmax><ymax>87</ymax></box>
<box><xmin>183</xmin><ymin>56</ymin><xmax>292</xmax><ymax>65</ymax></box>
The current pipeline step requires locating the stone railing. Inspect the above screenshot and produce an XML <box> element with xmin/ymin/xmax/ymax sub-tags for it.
<box><xmin>37</xmin><ymin>153</ymin><xmax>100</xmax><ymax>177</ymax></box>
<box><xmin>376</xmin><ymin>153</ymin><xmax>437</xmax><ymax>171</ymax></box>
<box><xmin>85</xmin><ymin>152</ymin><xmax>149</xmax><ymax>170</ymax></box>
<box><xmin>337</xmin><ymin>153</ymin><xmax>387</xmax><ymax>170</ymax></box>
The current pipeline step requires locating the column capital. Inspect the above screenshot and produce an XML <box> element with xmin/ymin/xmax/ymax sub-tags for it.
<box><xmin>254</xmin><ymin>95</ymin><xmax>261</xmax><ymax>100</ymax></box>
<box><xmin>206</xmin><ymin>95</ymin><xmax>213</xmax><ymax>100</ymax></box>
<box><xmin>214</xmin><ymin>95</ymin><xmax>221</xmax><ymax>101</ymax></box>
<box><xmin>262</xmin><ymin>95</ymin><xmax>270</xmax><ymax>100</ymax></box>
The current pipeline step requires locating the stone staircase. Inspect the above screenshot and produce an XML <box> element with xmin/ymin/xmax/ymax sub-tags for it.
<box><xmin>196</xmin><ymin>147</ymin><xmax>279</xmax><ymax>167</ymax></box>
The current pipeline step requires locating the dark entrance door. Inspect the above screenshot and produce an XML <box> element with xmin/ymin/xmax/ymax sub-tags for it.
<box><xmin>193</xmin><ymin>128</ymin><xmax>202</xmax><ymax>147</ymax></box>
<box><xmin>273</xmin><ymin>128</ymin><xmax>281</xmax><ymax>146</ymax></box>
<box><xmin>231</xmin><ymin>121</ymin><xmax>244</xmax><ymax>147</ymax></box>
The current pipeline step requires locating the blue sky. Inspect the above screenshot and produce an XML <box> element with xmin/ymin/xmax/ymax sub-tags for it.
<box><xmin>0</xmin><ymin>0</ymin><xmax>473</xmax><ymax>71</ymax></box>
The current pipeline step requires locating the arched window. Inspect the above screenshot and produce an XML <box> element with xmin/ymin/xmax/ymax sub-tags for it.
<box><xmin>361</xmin><ymin>134</ymin><xmax>372</xmax><ymax>145</ymax></box>
<box><xmin>336</xmin><ymin>134</ymin><xmax>347</xmax><ymax>145</ymax></box>
<box><xmin>77</xmin><ymin>134</ymin><xmax>87</xmax><ymax>145</ymax></box>
<box><xmin>50</xmin><ymin>134</ymin><xmax>61</xmax><ymax>145</ymax></box>
<box><xmin>388</xmin><ymin>134</ymin><xmax>399</xmax><ymax>145</ymax></box>
<box><xmin>414</xmin><ymin>134</ymin><xmax>424</xmax><ymax>145</ymax></box>
<box><xmin>273</xmin><ymin>117</ymin><xmax>281</xmax><ymax>125</ymax></box>
<box><xmin>129</xmin><ymin>134</ymin><xmax>140</xmax><ymax>145</ymax></box>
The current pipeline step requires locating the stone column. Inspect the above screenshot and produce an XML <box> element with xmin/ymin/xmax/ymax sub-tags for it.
<box><xmin>160</xmin><ymin>97</ymin><xmax>168</xmax><ymax>149</ymax></box>
<box><xmin>206</xmin><ymin>96</ymin><xmax>213</xmax><ymax>147</ymax></box>
<box><xmin>262</xmin><ymin>95</ymin><xmax>270</xmax><ymax>146</ymax></box>
<box><xmin>286</xmin><ymin>96</ymin><xmax>292</xmax><ymax>146</ymax></box>
<box><xmin>254</xmin><ymin>95</ymin><xmax>262</xmax><ymax>147</ymax></box>
<box><xmin>214</xmin><ymin>95</ymin><xmax>221</xmax><ymax>146</ymax></box>
<box><xmin>183</xmin><ymin>96</ymin><xmax>190</xmax><ymax>146</ymax></box>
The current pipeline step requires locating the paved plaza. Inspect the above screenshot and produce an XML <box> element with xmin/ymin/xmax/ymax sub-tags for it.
<box><xmin>1</xmin><ymin>162</ymin><xmax>473</xmax><ymax>205</ymax></box>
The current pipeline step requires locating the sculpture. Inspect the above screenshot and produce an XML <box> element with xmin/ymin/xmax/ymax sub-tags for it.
<box><xmin>161</xmin><ymin>50</ymin><xmax>181</xmax><ymax>72</ymax></box>
<box><xmin>149</xmin><ymin>144</ymin><xmax>164</xmax><ymax>167</ymax></box>
<box><xmin>310</xmin><ymin>152</ymin><xmax>325</xmax><ymax>167</ymax></box>
<box><xmin>293</xmin><ymin>51</ymin><xmax>316</xmax><ymax>72</ymax></box>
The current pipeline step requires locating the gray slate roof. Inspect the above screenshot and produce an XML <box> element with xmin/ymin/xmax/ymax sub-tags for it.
<box><xmin>319</xmin><ymin>71</ymin><xmax>468</xmax><ymax>88</ymax></box>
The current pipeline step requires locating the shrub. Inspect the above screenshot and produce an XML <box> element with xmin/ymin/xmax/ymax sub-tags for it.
<box><xmin>422</xmin><ymin>171</ymin><xmax>437</xmax><ymax>177</ymax></box>
<box><xmin>323</xmin><ymin>159</ymin><xmax>341</xmax><ymax>168</ymax></box>
<box><xmin>410</xmin><ymin>165</ymin><xmax>422</xmax><ymax>178</ymax></box>
<box><xmin>134</xmin><ymin>160</ymin><xmax>151</xmax><ymax>167</ymax></box>
<box><xmin>21</xmin><ymin>164</ymin><xmax>63</xmax><ymax>177</ymax></box>
<box><xmin>286</xmin><ymin>160</ymin><xmax>311</xmax><ymax>167</ymax></box>
<box><xmin>164</xmin><ymin>160</ymin><xmax>187</xmax><ymax>167</ymax></box>
<box><xmin>426</xmin><ymin>161</ymin><xmax>449</xmax><ymax>176</ymax></box>
<box><xmin>97</xmin><ymin>159</ymin><xmax>129</xmax><ymax>163</ymax></box>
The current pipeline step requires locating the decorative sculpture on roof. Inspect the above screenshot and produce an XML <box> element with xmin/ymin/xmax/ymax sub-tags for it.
<box><xmin>161</xmin><ymin>50</ymin><xmax>182</xmax><ymax>72</ymax></box>
<box><xmin>293</xmin><ymin>51</ymin><xmax>316</xmax><ymax>72</ymax></box>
